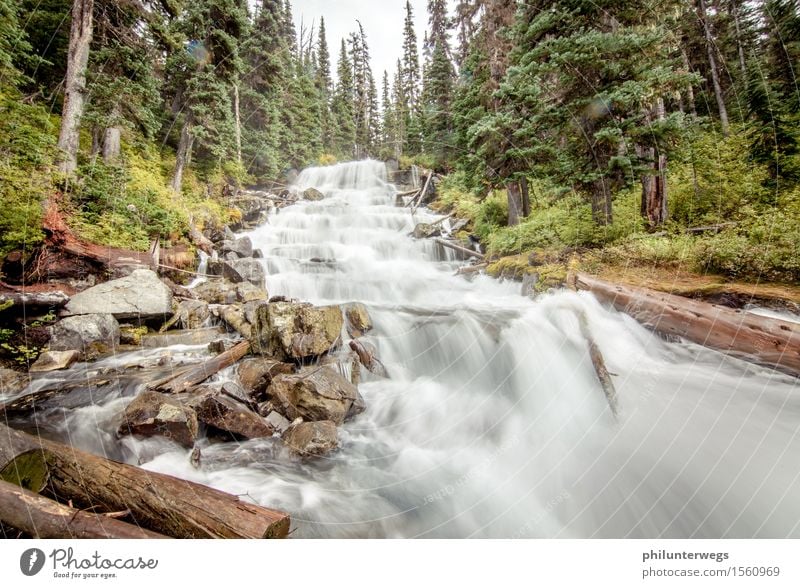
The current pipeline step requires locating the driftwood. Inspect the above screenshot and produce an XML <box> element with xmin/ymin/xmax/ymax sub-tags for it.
<box><xmin>0</xmin><ymin>290</ymin><xmax>70</xmax><ymax>310</ymax></box>
<box><xmin>576</xmin><ymin>310</ymin><xmax>618</xmax><ymax>418</ymax></box>
<box><xmin>0</xmin><ymin>423</ymin><xmax>289</xmax><ymax>538</ymax></box>
<box><xmin>434</xmin><ymin>238</ymin><xmax>486</xmax><ymax>260</ymax></box>
<box><xmin>0</xmin><ymin>479</ymin><xmax>166</xmax><ymax>539</ymax></box>
<box><xmin>395</xmin><ymin>188</ymin><xmax>420</xmax><ymax>198</ymax></box>
<box><xmin>456</xmin><ymin>263</ymin><xmax>488</xmax><ymax>276</ymax></box>
<box><xmin>570</xmin><ymin>272</ymin><xmax>800</xmax><ymax>378</ymax></box>
<box><xmin>154</xmin><ymin>340</ymin><xmax>251</xmax><ymax>393</ymax></box>
<box><xmin>409</xmin><ymin>172</ymin><xmax>434</xmax><ymax>212</ymax></box>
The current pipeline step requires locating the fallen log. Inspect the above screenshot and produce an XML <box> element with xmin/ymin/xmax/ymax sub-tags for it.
<box><xmin>570</xmin><ymin>272</ymin><xmax>800</xmax><ymax>378</ymax></box>
<box><xmin>0</xmin><ymin>479</ymin><xmax>166</xmax><ymax>539</ymax></box>
<box><xmin>409</xmin><ymin>171</ymin><xmax>434</xmax><ymax>212</ymax></box>
<box><xmin>456</xmin><ymin>262</ymin><xmax>488</xmax><ymax>276</ymax></box>
<box><xmin>434</xmin><ymin>238</ymin><xmax>486</xmax><ymax>260</ymax></box>
<box><xmin>0</xmin><ymin>290</ymin><xmax>70</xmax><ymax>310</ymax></box>
<box><xmin>154</xmin><ymin>340</ymin><xmax>251</xmax><ymax>394</ymax></box>
<box><xmin>0</xmin><ymin>423</ymin><xmax>289</xmax><ymax>538</ymax></box>
<box><xmin>576</xmin><ymin>309</ymin><xmax>618</xmax><ymax>418</ymax></box>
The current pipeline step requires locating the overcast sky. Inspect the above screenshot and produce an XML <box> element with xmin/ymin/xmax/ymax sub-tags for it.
<box><xmin>290</xmin><ymin>0</ymin><xmax>454</xmax><ymax>84</ymax></box>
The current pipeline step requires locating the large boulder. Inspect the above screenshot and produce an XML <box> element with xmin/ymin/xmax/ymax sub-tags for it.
<box><xmin>64</xmin><ymin>269</ymin><xmax>172</xmax><ymax>320</ymax></box>
<box><xmin>207</xmin><ymin>258</ymin><xmax>266</xmax><ymax>288</ymax></box>
<box><xmin>344</xmin><ymin>303</ymin><xmax>373</xmax><ymax>338</ymax></box>
<box><xmin>190</xmin><ymin>388</ymin><xmax>274</xmax><ymax>440</ymax></box>
<box><xmin>193</xmin><ymin>279</ymin><xmax>267</xmax><ymax>305</ymax></box>
<box><xmin>117</xmin><ymin>390</ymin><xmax>198</xmax><ymax>448</ymax></box>
<box><xmin>49</xmin><ymin>314</ymin><xmax>119</xmax><ymax>358</ymax></box>
<box><xmin>220</xmin><ymin>236</ymin><xmax>253</xmax><ymax>259</ymax></box>
<box><xmin>269</xmin><ymin>366</ymin><xmax>365</xmax><ymax>425</ymax></box>
<box><xmin>282</xmin><ymin>420</ymin><xmax>338</xmax><ymax>457</ymax></box>
<box><xmin>161</xmin><ymin>299</ymin><xmax>210</xmax><ymax>331</ymax></box>
<box><xmin>29</xmin><ymin>350</ymin><xmax>81</xmax><ymax>372</ymax></box>
<box><xmin>251</xmin><ymin>301</ymin><xmax>343</xmax><ymax>360</ymax></box>
<box><xmin>412</xmin><ymin>222</ymin><xmax>441</xmax><ymax>239</ymax></box>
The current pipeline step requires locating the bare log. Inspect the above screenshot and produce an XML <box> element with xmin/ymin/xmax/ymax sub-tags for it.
<box><xmin>576</xmin><ymin>309</ymin><xmax>618</xmax><ymax>418</ymax></box>
<box><xmin>434</xmin><ymin>238</ymin><xmax>486</xmax><ymax>260</ymax></box>
<box><xmin>0</xmin><ymin>479</ymin><xmax>165</xmax><ymax>539</ymax></box>
<box><xmin>0</xmin><ymin>290</ymin><xmax>69</xmax><ymax>310</ymax></box>
<box><xmin>155</xmin><ymin>340</ymin><xmax>250</xmax><ymax>394</ymax></box>
<box><xmin>455</xmin><ymin>263</ymin><xmax>488</xmax><ymax>276</ymax></box>
<box><xmin>0</xmin><ymin>423</ymin><xmax>289</xmax><ymax>538</ymax></box>
<box><xmin>409</xmin><ymin>171</ymin><xmax>434</xmax><ymax>213</ymax></box>
<box><xmin>570</xmin><ymin>272</ymin><xmax>800</xmax><ymax>377</ymax></box>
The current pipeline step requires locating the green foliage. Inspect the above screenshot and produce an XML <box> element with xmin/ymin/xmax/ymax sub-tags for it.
<box><xmin>0</xmin><ymin>89</ymin><xmax>56</xmax><ymax>256</ymax></box>
<box><xmin>669</xmin><ymin>130</ymin><xmax>771</xmax><ymax>224</ymax></box>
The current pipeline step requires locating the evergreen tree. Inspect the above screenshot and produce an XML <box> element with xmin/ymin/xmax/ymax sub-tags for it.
<box><xmin>331</xmin><ymin>38</ymin><xmax>355</xmax><ymax>158</ymax></box>
<box><xmin>0</xmin><ymin>0</ymin><xmax>31</xmax><ymax>85</ymax></box>
<box><xmin>316</xmin><ymin>17</ymin><xmax>333</xmax><ymax>154</ymax></box>
<box><xmin>420</xmin><ymin>0</ymin><xmax>455</xmax><ymax>163</ymax></box>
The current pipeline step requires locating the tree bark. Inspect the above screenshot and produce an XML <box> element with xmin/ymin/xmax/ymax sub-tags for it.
<box><xmin>641</xmin><ymin>99</ymin><xmax>668</xmax><ymax>227</ymax></box>
<box><xmin>0</xmin><ymin>479</ymin><xmax>166</xmax><ymax>539</ymax></box>
<box><xmin>102</xmin><ymin>127</ymin><xmax>121</xmax><ymax>163</ymax></box>
<box><xmin>506</xmin><ymin>180</ymin><xmax>523</xmax><ymax>226</ymax></box>
<box><xmin>569</xmin><ymin>272</ymin><xmax>800</xmax><ymax>378</ymax></box>
<box><xmin>697</xmin><ymin>0</ymin><xmax>730</xmax><ymax>135</ymax></box>
<box><xmin>520</xmin><ymin>177</ymin><xmax>531</xmax><ymax>218</ymax></box>
<box><xmin>434</xmin><ymin>238</ymin><xmax>485</xmax><ymax>260</ymax></box>
<box><xmin>0</xmin><ymin>423</ymin><xmax>290</xmax><ymax>538</ymax></box>
<box><xmin>57</xmin><ymin>0</ymin><xmax>94</xmax><ymax>174</ymax></box>
<box><xmin>171</xmin><ymin>115</ymin><xmax>194</xmax><ymax>193</ymax></box>
<box><xmin>729</xmin><ymin>0</ymin><xmax>748</xmax><ymax>82</ymax></box>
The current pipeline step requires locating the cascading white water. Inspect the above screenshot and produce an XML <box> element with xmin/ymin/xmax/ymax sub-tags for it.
<box><xmin>21</xmin><ymin>160</ymin><xmax>799</xmax><ymax>538</ymax></box>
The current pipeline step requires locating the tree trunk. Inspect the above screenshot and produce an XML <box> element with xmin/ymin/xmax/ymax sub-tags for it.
<box><xmin>0</xmin><ymin>479</ymin><xmax>166</xmax><ymax>539</ymax></box>
<box><xmin>520</xmin><ymin>176</ymin><xmax>530</xmax><ymax>218</ymax></box>
<box><xmin>590</xmin><ymin>178</ymin><xmax>613</xmax><ymax>225</ymax></box>
<box><xmin>57</xmin><ymin>0</ymin><xmax>94</xmax><ymax>174</ymax></box>
<box><xmin>102</xmin><ymin>127</ymin><xmax>121</xmax><ymax>163</ymax></box>
<box><xmin>0</xmin><ymin>423</ymin><xmax>290</xmax><ymax>538</ymax></box>
<box><xmin>641</xmin><ymin>99</ymin><xmax>668</xmax><ymax>227</ymax></box>
<box><xmin>680</xmin><ymin>48</ymin><xmax>698</xmax><ymax>117</ymax></box>
<box><xmin>171</xmin><ymin>115</ymin><xmax>194</xmax><ymax>193</ymax></box>
<box><xmin>506</xmin><ymin>180</ymin><xmax>523</xmax><ymax>226</ymax></box>
<box><xmin>233</xmin><ymin>83</ymin><xmax>242</xmax><ymax>165</ymax></box>
<box><xmin>155</xmin><ymin>340</ymin><xmax>251</xmax><ymax>394</ymax></box>
<box><xmin>569</xmin><ymin>272</ymin><xmax>800</xmax><ymax>378</ymax></box>
<box><xmin>730</xmin><ymin>0</ymin><xmax>748</xmax><ymax>82</ymax></box>
<box><xmin>697</xmin><ymin>0</ymin><xmax>730</xmax><ymax>135</ymax></box>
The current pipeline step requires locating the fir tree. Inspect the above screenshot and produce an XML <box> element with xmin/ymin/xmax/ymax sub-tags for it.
<box><xmin>331</xmin><ymin>38</ymin><xmax>355</xmax><ymax>158</ymax></box>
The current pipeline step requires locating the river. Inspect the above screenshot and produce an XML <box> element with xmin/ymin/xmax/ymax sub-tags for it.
<box><xmin>13</xmin><ymin>160</ymin><xmax>800</xmax><ymax>538</ymax></box>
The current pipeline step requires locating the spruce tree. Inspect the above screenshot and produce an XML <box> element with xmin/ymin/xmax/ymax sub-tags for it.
<box><xmin>331</xmin><ymin>38</ymin><xmax>356</xmax><ymax>158</ymax></box>
<box><xmin>421</xmin><ymin>0</ymin><xmax>455</xmax><ymax>163</ymax></box>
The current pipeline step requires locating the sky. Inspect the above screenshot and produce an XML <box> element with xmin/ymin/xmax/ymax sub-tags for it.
<box><xmin>290</xmin><ymin>0</ymin><xmax>453</xmax><ymax>84</ymax></box>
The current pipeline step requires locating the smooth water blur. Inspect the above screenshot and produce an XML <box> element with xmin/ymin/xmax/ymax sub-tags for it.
<box><xmin>28</xmin><ymin>160</ymin><xmax>800</xmax><ymax>538</ymax></box>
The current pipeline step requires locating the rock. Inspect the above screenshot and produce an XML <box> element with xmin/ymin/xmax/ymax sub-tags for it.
<box><xmin>220</xmin><ymin>236</ymin><xmax>253</xmax><ymax>259</ymax></box>
<box><xmin>251</xmin><ymin>301</ymin><xmax>343</xmax><ymax>360</ymax></box>
<box><xmin>64</xmin><ymin>269</ymin><xmax>172</xmax><ymax>320</ymax></box>
<box><xmin>302</xmin><ymin>187</ymin><xmax>324</xmax><ymax>201</ymax></box>
<box><xmin>282</xmin><ymin>420</ymin><xmax>338</xmax><ymax>457</ymax></box>
<box><xmin>0</xmin><ymin>367</ymin><xmax>27</xmax><ymax>394</ymax></box>
<box><xmin>189</xmin><ymin>389</ymin><xmax>274</xmax><ymax>440</ymax></box>
<box><xmin>49</xmin><ymin>314</ymin><xmax>120</xmax><ymax>358</ymax></box>
<box><xmin>29</xmin><ymin>350</ymin><xmax>81</xmax><ymax>372</ymax></box>
<box><xmin>252</xmin><ymin>249</ymin><xmax>264</xmax><ymax>259</ymax></box>
<box><xmin>265</xmin><ymin>410</ymin><xmax>291</xmax><ymax>434</ymax></box>
<box><xmin>207</xmin><ymin>259</ymin><xmax>266</xmax><ymax>288</ymax></box>
<box><xmin>208</xmin><ymin>338</ymin><xmax>237</xmax><ymax>354</ymax></box>
<box><xmin>344</xmin><ymin>303</ymin><xmax>373</xmax><ymax>337</ymax></box>
<box><xmin>412</xmin><ymin>222</ymin><xmax>441</xmax><ymax>239</ymax></box>
<box><xmin>237</xmin><ymin>357</ymin><xmax>294</xmax><ymax>401</ymax></box>
<box><xmin>117</xmin><ymin>390</ymin><xmax>198</xmax><ymax>448</ymax></box>
<box><xmin>193</xmin><ymin>279</ymin><xmax>268</xmax><ymax>305</ymax></box>
<box><xmin>269</xmin><ymin>366</ymin><xmax>365</xmax><ymax>425</ymax></box>
<box><xmin>211</xmin><ymin>304</ymin><xmax>248</xmax><ymax>337</ymax></box>
<box><xmin>119</xmin><ymin>325</ymin><xmax>148</xmax><ymax>345</ymax></box>
<box><xmin>349</xmin><ymin>339</ymin><xmax>389</xmax><ymax>378</ymax></box>
<box><xmin>140</xmin><ymin>327</ymin><xmax>224</xmax><ymax>348</ymax></box>
<box><xmin>161</xmin><ymin>299</ymin><xmax>210</xmax><ymax>332</ymax></box>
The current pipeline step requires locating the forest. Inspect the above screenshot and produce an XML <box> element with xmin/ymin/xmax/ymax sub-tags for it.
<box><xmin>1</xmin><ymin>0</ymin><xmax>799</xmax><ymax>286</ymax></box>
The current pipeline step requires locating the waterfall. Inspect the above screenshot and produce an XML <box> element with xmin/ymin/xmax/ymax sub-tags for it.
<box><xmin>28</xmin><ymin>160</ymin><xmax>800</xmax><ymax>538</ymax></box>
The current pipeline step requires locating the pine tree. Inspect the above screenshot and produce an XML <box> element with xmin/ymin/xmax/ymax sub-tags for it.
<box><xmin>0</xmin><ymin>0</ymin><xmax>31</xmax><ymax>85</ymax></box>
<box><xmin>316</xmin><ymin>17</ymin><xmax>333</xmax><ymax>154</ymax></box>
<box><xmin>420</xmin><ymin>0</ymin><xmax>455</xmax><ymax>163</ymax></box>
<box><xmin>331</xmin><ymin>38</ymin><xmax>355</xmax><ymax>158</ymax></box>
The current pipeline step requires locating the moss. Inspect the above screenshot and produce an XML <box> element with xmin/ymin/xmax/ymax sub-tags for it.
<box><xmin>120</xmin><ymin>325</ymin><xmax>148</xmax><ymax>346</ymax></box>
<box><xmin>0</xmin><ymin>449</ymin><xmax>50</xmax><ymax>492</ymax></box>
<box><xmin>487</xmin><ymin>255</ymin><xmax>533</xmax><ymax>279</ymax></box>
